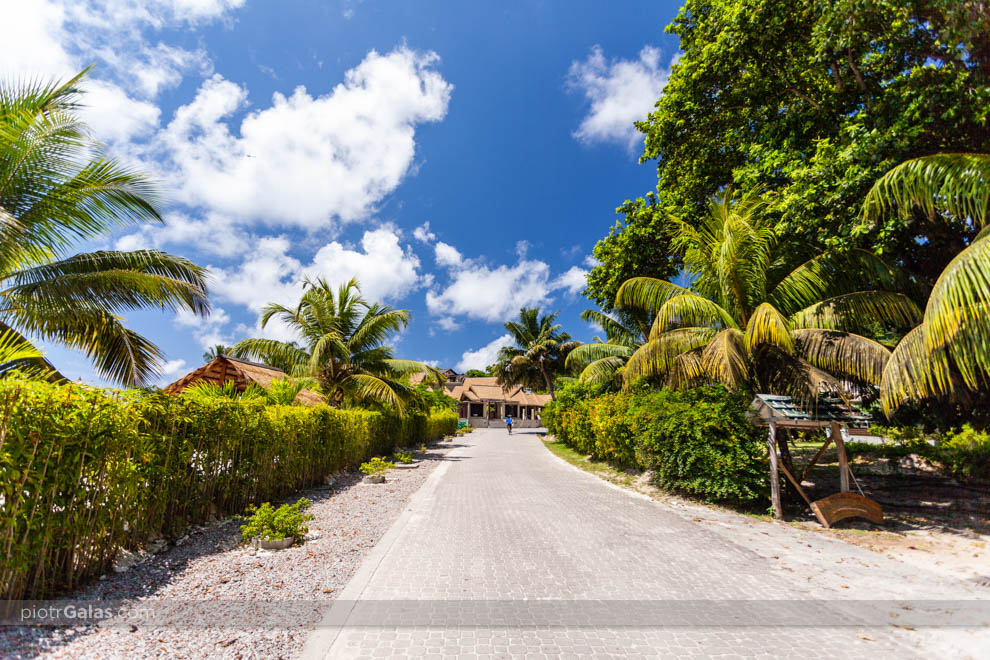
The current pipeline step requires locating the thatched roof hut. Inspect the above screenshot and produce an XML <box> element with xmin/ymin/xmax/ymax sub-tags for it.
<box><xmin>163</xmin><ymin>355</ymin><xmax>324</xmax><ymax>406</ymax></box>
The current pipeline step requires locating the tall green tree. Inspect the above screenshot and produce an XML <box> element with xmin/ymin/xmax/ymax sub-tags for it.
<box><xmin>233</xmin><ymin>278</ymin><xmax>439</xmax><ymax>410</ymax></box>
<box><xmin>0</xmin><ymin>71</ymin><xmax>209</xmax><ymax>385</ymax></box>
<box><xmin>492</xmin><ymin>308</ymin><xmax>579</xmax><ymax>397</ymax></box>
<box><xmin>616</xmin><ymin>189</ymin><xmax>920</xmax><ymax>405</ymax></box>
<box><xmin>585</xmin><ymin>0</ymin><xmax>990</xmax><ymax>306</ymax></box>
<box><xmin>861</xmin><ymin>154</ymin><xmax>990</xmax><ymax>417</ymax></box>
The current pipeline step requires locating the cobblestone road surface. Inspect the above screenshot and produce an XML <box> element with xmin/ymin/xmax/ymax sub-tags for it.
<box><xmin>301</xmin><ymin>429</ymin><xmax>988</xmax><ymax>659</ymax></box>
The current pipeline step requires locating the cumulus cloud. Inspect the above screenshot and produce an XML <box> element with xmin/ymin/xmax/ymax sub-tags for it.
<box><xmin>456</xmin><ymin>334</ymin><xmax>514</xmax><ymax>373</ymax></box>
<box><xmin>154</xmin><ymin>47</ymin><xmax>452</xmax><ymax>230</ymax></box>
<box><xmin>434</xmin><ymin>241</ymin><xmax>463</xmax><ymax>268</ymax></box>
<box><xmin>426</xmin><ymin>259</ymin><xmax>554</xmax><ymax>323</ymax></box>
<box><xmin>159</xmin><ymin>358</ymin><xmax>187</xmax><ymax>376</ymax></box>
<box><xmin>566</xmin><ymin>45</ymin><xmax>675</xmax><ymax>150</ymax></box>
<box><xmin>175</xmin><ymin>306</ymin><xmax>233</xmax><ymax>349</ymax></box>
<box><xmin>209</xmin><ymin>227</ymin><xmax>424</xmax><ymax>340</ymax></box>
<box><xmin>553</xmin><ymin>265</ymin><xmax>588</xmax><ymax>296</ymax></box>
<box><xmin>413</xmin><ymin>221</ymin><xmax>436</xmax><ymax>243</ymax></box>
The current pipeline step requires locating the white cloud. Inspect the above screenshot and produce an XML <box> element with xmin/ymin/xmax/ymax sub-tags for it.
<box><xmin>175</xmin><ymin>306</ymin><xmax>233</xmax><ymax>349</ymax></box>
<box><xmin>554</xmin><ymin>266</ymin><xmax>587</xmax><ymax>296</ymax></box>
<box><xmin>426</xmin><ymin>259</ymin><xmax>554</xmax><ymax>323</ymax></box>
<box><xmin>306</xmin><ymin>228</ymin><xmax>422</xmax><ymax>303</ymax></box>
<box><xmin>160</xmin><ymin>358</ymin><xmax>187</xmax><ymax>376</ymax></box>
<box><xmin>210</xmin><ymin>227</ymin><xmax>424</xmax><ymax>341</ymax></box>
<box><xmin>413</xmin><ymin>221</ymin><xmax>436</xmax><ymax>243</ymax></box>
<box><xmin>434</xmin><ymin>241</ymin><xmax>462</xmax><ymax>268</ymax></box>
<box><xmin>156</xmin><ymin>47</ymin><xmax>452</xmax><ymax>231</ymax></box>
<box><xmin>583</xmin><ymin>254</ymin><xmax>601</xmax><ymax>268</ymax></box>
<box><xmin>567</xmin><ymin>45</ymin><xmax>674</xmax><ymax>150</ymax></box>
<box><xmin>456</xmin><ymin>334</ymin><xmax>514</xmax><ymax>373</ymax></box>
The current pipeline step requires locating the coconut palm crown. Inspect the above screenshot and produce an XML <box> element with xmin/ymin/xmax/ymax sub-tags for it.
<box><xmin>0</xmin><ymin>70</ymin><xmax>209</xmax><ymax>385</ymax></box>
<box><xmin>564</xmin><ymin>308</ymin><xmax>650</xmax><ymax>387</ymax></box>
<box><xmin>615</xmin><ymin>190</ymin><xmax>921</xmax><ymax>405</ymax></box>
<box><xmin>861</xmin><ymin>154</ymin><xmax>990</xmax><ymax>416</ymax></box>
<box><xmin>232</xmin><ymin>277</ymin><xmax>439</xmax><ymax>410</ymax></box>
<box><xmin>492</xmin><ymin>307</ymin><xmax>579</xmax><ymax>397</ymax></box>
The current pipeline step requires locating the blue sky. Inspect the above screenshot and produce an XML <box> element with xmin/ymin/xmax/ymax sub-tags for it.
<box><xmin>8</xmin><ymin>0</ymin><xmax>682</xmax><ymax>385</ymax></box>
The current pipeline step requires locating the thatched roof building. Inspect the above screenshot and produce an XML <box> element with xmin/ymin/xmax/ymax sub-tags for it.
<box><xmin>164</xmin><ymin>355</ymin><xmax>323</xmax><ymax>406</ymax></box>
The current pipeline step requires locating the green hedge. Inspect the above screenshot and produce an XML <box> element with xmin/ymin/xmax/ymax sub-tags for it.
<box><xmin>0</xmin><ymin>377</ymin><xmax>457</xmax><ymax>599</ymax></box>
<box><xmin>544</xmin><ymin>384</ymin><xmax>767</xmax><ymax>504</ymax></box>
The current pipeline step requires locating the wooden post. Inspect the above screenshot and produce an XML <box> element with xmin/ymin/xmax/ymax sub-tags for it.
<box><xmin>767</xmin><ymin>421</ymin><xmax>782</xmax><ymax>519</ymax></box>
<box><xmin>831</xmin><ymin>422</ymin><xmax>849</xmax><ymax>493</ymax></box>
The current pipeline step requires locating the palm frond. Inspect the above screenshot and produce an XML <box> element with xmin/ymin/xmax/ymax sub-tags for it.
<box><xmin>578</xmin><ymin>356</ymin><xmax>628</xmax><ymax>386</ymax></box>
<box><xmin>862</xmin><ymin>153</ymin><xmax>990</xmax><ymax>230</ymax></box>
<box><xmin>651</xmin><ymin>294</ymin><xmax>736</xmax><ymax>336</ymax></box>
<box><xmin>767</xmin><ymin>249</ymin><xmax>898</xmax><ymax>316</ymax></box>
<box><xmin>744</xmin><ymin>302</ymin><xmax>792</xmax><ymax>354</ymax></box>
<box><xmin>565</xmin><ymin>342</ymin><xmax>635</xmax><ymax>371</ymax></box>
<box><xmin>345</xmin><ymin>373</ymin><xmax>404</xmax><ymax>411</ymax></box>
<box><xmin>700</xmin><ymin>328</ymin><xmax>750</xmax><ymax>389</ymax></box>
<box><xmin>792</xmin><ymin>328</ymin><xmax>890</xmax><ymax>385</ymax></box>
<box><xmin>791</xmin><ymin>291</ymin><xmax>922</xmax><ymax>332</ymax></box>
<box><xmin>880</xmin><ymin>326</ymin><xmax>954</xmax><ymax>417</ymax></box>
<box><xmin>615</xmin><ymin>277</ymin><xmax>691</xmax><ymax>315</ymax></box>
<box><xmin>921</xmin><ymin>235</ymin><xmax>990</xmax><ymax>389</ymax></box>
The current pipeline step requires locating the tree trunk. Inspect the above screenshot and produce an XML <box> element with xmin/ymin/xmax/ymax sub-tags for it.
<box><xmin>539</xmin><ymin>362</ymin><xmax>554</xmax><ymax>399</ymax></box>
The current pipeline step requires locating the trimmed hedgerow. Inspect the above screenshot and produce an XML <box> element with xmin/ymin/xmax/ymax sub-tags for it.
<box><xmin>0</xmin><ymin>377</ymin><xmax>456</xmax><ymax>599</ymax></box>
<box><xmin>544</xmin><ymin>383</ymin><xmax>767</xmax><ymax>504</ymax></box>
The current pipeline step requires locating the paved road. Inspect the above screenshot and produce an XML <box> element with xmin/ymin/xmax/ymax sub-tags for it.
<box><xmin>302</xmin><ymin>428</ymin><xmax>985</xmax><ymax>659</ymax></box>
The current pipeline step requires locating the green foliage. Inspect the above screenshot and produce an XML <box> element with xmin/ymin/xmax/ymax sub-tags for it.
<box><xmin>590</xmin><ymin>0</ymin><xmax>989</xmax><ymax>302</ymax></box>
<box><xmin>360</xmin><ymin>456</ymin><xmax>394</xmax><ymax>475</ymax></box>
<box><xmin>0</xmin><ymin>70</ymin><xmax>210</xmax><ymax>386</ymax></box>
<box><xmin>586</xmin><ymin>194</ymin><xmax>680</xmax><ymax>311</ymax></box>
<box><xmin>233</xmin><ymin>277</ymin><xmax>440</xmax><ymax>411</ymax></box>
<box><xmin>465</xmin><ymin>369</ymin><xmax>489</xmax><ymax>377</ymax></box>
<box><xmin>202</xmin><ymin>344</ymin><xmax>234</xmax><ymax>362</ymax></box>
<box><xmin>491</xmin><ymin>308</ymin><xmax>579</xmax><ymax>397</ymax></box>
<box><xmin>0</xmin><ymin>376</ymin><xmax>457</xmax><ymax>599</ymax></box>
<box><xmin>545</xmin><ymin>383</ymin><xmax>767</xmax><ymax>504</ymax></box>
<box><xmin>240</xmin><ymin>498</ymin><xmax>313</xmax><ymax>543</ymax></box>
<box><xmin>409</xmin><ymin>384</ymin><xmax>459</xmax><ymax>413</ymax></box>
<box><xmin>853</xmin><ymin>424</ymin><xmax>990</xmax><ymax>483</ymax></box>
<box><xmin>614</xmin><ymin>189</ymin><xmax>917</xmax><ymax>407</ymax></box>
<box><xmin>393</xmin><ymin>451</ymin><xmax>413</xmax><ymax>464</ymax></box>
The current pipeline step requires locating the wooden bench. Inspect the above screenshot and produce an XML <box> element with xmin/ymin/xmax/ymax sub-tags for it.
<box><xmin>809</xmin><ymin>492</ymin><xmax>884</xmax><ymax>528</ymax></box>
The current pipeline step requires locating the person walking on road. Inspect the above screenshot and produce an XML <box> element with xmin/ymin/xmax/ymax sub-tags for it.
<box><xmin>505</xmin><ymin>415</ymin><xmax>513</xmax><ymax>434</ymax></box>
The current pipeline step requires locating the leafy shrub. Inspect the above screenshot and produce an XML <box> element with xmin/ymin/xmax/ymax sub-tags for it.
<box><xmin>629</xmin><ymin>387</ymin><xmax>767</xmax><ymax>504</ymax></box>
<box><xmin>393</xmin><ymin>451</ymin><xmax>413</xmax><ymax>464</ymax></box>
<box><xmin>240</xmin><ymin>498</ymin><xmax>313</xmax><ymax>543</ymax></box>
<box><xmin>853</xmin><ymin>423</ymin><xmax>990</xmax><ymax>483</ymax></box>
<box><xmin>0</xmin><ymin>376</ymin><xmax>457</xmax><ymax>599</ymax></box>
<box><xmin>546</xmin><ymin>384</ymin><xmax>767</xmax><ymax>504</ymax></box>
<box><xmin>360</xmin><ymin>457</ymin><xmax>394</xmax><ymax>475</ymax></box>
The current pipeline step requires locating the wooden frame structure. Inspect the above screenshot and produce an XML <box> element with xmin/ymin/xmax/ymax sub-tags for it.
<box><xmin>749</xmin><ymin>395</ymin><xmax>883</xmax><ymax>528</ymax></box>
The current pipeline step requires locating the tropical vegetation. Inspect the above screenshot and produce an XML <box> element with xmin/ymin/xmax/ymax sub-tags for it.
<box><xmin>492</xmin><ymin>307</ymin><xmax>579</xmax><ymax>397</ymax></box>
<box><xmin>0</xmin><ymin>374</ymin><xmax>457</xmax><ymax>599</ymax></box>
<box><xmin>0</xmin><ymin>71</ymin><xmax>209</xmax><ymax>385</ymax></box>
<box><xmin>565</xmin><ymin>308</ymin><xmax>650</xmax><ymax>386</ymax></box>
<box><xmin>233</xmin><ymin>277</ymin><xmax>440</xmax><ymax>410</ymax></box>
<box><xmin>202</xmin><ymin>344</ymin><xmax>234</xmax><ymax>361</ymax></box>
<box><xmin>612</xmin><ymin>188</ymin><xmax>918</xmax><ymax>406</ymax></box>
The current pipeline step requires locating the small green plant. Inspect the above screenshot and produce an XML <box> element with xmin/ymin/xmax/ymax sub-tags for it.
<box><xmin>393</xmin><ymin>451</ymin><xmax>413</xmax><ymax>464</ymax></box>
<box><xmin>240</xmin><ymin>498</ymin><xmax>313</xmax><ymax>543</ymax></box>
<box><xmin>359</xmin><ymin>456</ymin><xmax>394</xmax><ymax>475</ymax></box>
<box><xmin>419</xmin><ymin>444</ymin><xmax>427</xmax><ymax>453</ymax></box>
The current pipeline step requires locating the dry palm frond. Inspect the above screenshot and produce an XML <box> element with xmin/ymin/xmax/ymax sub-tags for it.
<box><xmin>700</xmin><ymin>328</ymin><xmax>749</xmax><ymax>389</ymax></box>
<box><xmin>880</xmin><ymin>326</ymin><xmax>954</xmax><ymax>416</ymax></box>
<box><xmin>793</xmin><ymin>328</ymin><xmax>890</xmax><ymax>385</ymax></box>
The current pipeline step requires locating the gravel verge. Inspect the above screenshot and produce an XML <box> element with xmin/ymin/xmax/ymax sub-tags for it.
<box><xmin>1</xmin><ymin>441</ymin><xmax>458</xmax><ymax>660</ymax></box>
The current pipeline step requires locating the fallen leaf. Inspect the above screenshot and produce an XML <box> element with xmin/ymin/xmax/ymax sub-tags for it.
<box><xmin>322</xmin><ymin>588</ymin><xmax>334</xmax><ymax>593</ymax></box>
<box><xmin>857</xmin><ymin>634</ymin><xmax>874</xmax><ymax>641</ymax></box>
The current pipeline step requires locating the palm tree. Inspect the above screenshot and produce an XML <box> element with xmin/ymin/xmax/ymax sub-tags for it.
<box><xmin>564</xmin><ymin>309</ymin><xmax>649</xmax><ymax>387</ymax></box>
<box><xmin>615</xmin><ymin>189</ymin><xmax>921</xmax><ymax>405</ymax></box>
<box><xmin>861</xmin><ymin>154</ymin><xmax>990</xmax><ymax>416</ymax></box>
<box><xmin>202</xmin><ymin>344</ymin><xmax>234</xmax><ymax>362</ymax></box>
<box><xmin>492</xmin><ymin>308</ymin><xmax>579</xmax><ymax>397</ymax></box>
<box><xmin>0</xmin><ymin>71</ymin><xmax>209</xmax><ymax>385</ymax></box>
<box><xmin>232</xmin><ymin>277</ymin><xmax>439</xmax><ymax>410</ymax></box>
